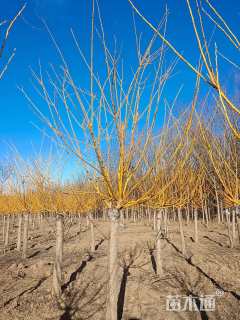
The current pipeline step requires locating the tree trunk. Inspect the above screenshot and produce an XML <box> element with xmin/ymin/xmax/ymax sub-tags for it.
<box><xmin>2</xmin><ymin>215</ymin><xmax>5</xmax><ymax>243</ymax></box>
<box><xmin>186</xmin><ymin>206</ymin><xmax>190</xmax><ymax>225</ymax></box>
<box><xmin>147</xmin><ymin>205</ymin><xmax>151</xmax><ymax>226</ymax></box>
<box><xmin>173</xmin><ymin>209</ymin><xmax>176</xmax><ymax>222</ymax></box>
<box><xmin>232</xmin><ymin>210</ymin><xmax>236</xmax><ymax>246</ymax></box>
<box><xmin>22</xmin><ymin>213</ymin><xmax>29</xmax><ymax>259</ymax></box>
<box><xmin>220</xmin><ymin>201</ymin><xmax>224</xmax><ymax>223</ymax></box>
<box><xmin>90</xmin><ymin>221</ymin><xmax>95</xmax><ymax>252</ymax></box>
<box><xmin>86</xmin><ymin>214</ymin><xmax>90</xmax><ymax>228</ymax></box>
<box><xmin>164</xmin><ymin>209</ymin><xmax>168</xmax><ymax>237</ymax></box>
<box><xmin>120</xmin><ymin>209</ymin><xmax>125</xmax><ymax>228</ymax></box>
<box><xmin>153</xmin><ymin>210</ymin><xmax>156</xmax><ymax>231</ymax></box>
<box><xmin>17</xmin><ymin>214</ymin><xmax>23</xmax><ymax>251</ymax></box>
<box><xmin>236</xmin><ymin>215</ymin><xmax>240</xmax><ymax>244</ymax></box>
<box><xmin>194</xmin><ymin>209</ymin><xmax>198</xmax><ymax>243</ymax></box>
<box><xmin>204</xmin><ymin>200</ymin><xmax>209</xmax><ymax>228</ymax></box>
<box><xmin>4</xmin><ymin>215</ymin><xmax>10</xmax><ymax>253</ymax></box>
<box><xmin>53</xmin><ymin>214</ymin><xmax>63</xmax><ymax>298</ymax></box>
<box><xmin>106</xmin><ymin>208</ymin><xmax>119</xmax><ymax>320</ymax></box>
<box><xmin>178</xmin><ymin>208</ymin><xmax>186</xmax><ymax>256</ymax></box>
<box><xmin>226</xmin><ymin>210</ymin><xmax>233</xmax><ymax>248</ymax></box>
<box><xmin>156</xmin><ymin>211</ymin><xmax>163</xmax><ymax>275</ymax></box>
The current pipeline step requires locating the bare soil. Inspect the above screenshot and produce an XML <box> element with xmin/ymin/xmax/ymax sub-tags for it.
<box><xmin>0</xmin><ymin>218</ymin><xmax>240</xmax><ymax>320</ymax></box>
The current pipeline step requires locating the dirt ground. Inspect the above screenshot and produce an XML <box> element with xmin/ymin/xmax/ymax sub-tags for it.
<box><xmin>0</xmin><ymin>218</ymin><xmax>240</xmax><ymax>320</ymax></box>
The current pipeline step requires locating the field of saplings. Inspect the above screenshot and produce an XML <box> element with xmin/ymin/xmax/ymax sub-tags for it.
<box><xmin>1</xmin><ymin>206</ymin><xmax>240</xmax><ymax>319</ymax></box>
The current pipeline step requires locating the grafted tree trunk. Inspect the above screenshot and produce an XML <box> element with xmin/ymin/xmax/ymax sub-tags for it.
<box><xmin>177</xmin><ymin>208</ymin><xmax>186</xmax><ymax>256</ymax></box>
<box><xmin>53</xmin><ymin>214</ymin><xmax>63</xmax><ymax>298</ymax></box>
<box><xmin>17</xmin><ymin>214</ymin><xmax>23</xmax><ymax>251</ymax></box>
<box><xmin>194</xmin><ymin>209</ymin><xmax>198</xmax><ymax>243</ymax></box>
<box><xmin>106</xmin><ymin>208</ymin><xmax>120</xmax><ymax>320</ymax></box>
<box><xmin>156</xmin><ymin>210</ymin><xmax>163</xmax><ymax>275</ymax></box>
<box><xmin>22</xmin><ymin>213</ymin><xmax>29</xmax><ymax>259</ymax></box>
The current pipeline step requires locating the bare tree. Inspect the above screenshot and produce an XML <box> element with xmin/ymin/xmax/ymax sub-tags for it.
<box><xmin>0</xmin><ymin>4</ymin><xmax>26</xmax><ymax>80</ymax></box>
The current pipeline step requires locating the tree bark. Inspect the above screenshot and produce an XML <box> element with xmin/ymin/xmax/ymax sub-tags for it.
<box><xmin>4</xmin><ymin>215</ymin><xmax>10</xmax><ymax>253</ymax></box>
<box><xmin>220</xmin><ymin>201</ymin><xmax>224</xmax><ymax>223</ymax></box>
<box><xmin>232</xmin><ymin>210</ymin><xmax>236</xmax><ymax>246</ymax></box>
<box><xmin>90</xmin><ymin>220</ymin><xmax>95</xmax><ymax>252</ymax></box>
<box><xmin>2</xmin><ymin>215</ymin><xmax>5</xmax><ymax>243</ymax></box>
<box><xmin>164</xmin><ymin>209</ymin><xmax>168</xmax><ymax>237</ymax></box>
<box><xmin>106</xmin><ymin>208</ymin><xmax>119</xmax><ymax>320</ymax></box>
<box><xmin>22</xmin><ymin>213</ymin><xmax>29</xmax><ymax>259</ymax></box>
<box><xmin>236</xmin><ymin>215</ymin><xmax>240</xmax><ymax>244</ymax></box>
<box><xmin>17</xmin><ymin>214</ymin><xmax>23</xmax><ymax>251</ymax></box>
<box><xmin>53</xmin><ymin>214</ymin><xmax>63</xmax><ymax>298</ymax></box>
<box><xmin>86</xmin><ymin>214</ymin><xmax>89</xmax><ymax>228</ymax></box>
<box><xmin>186</xmin><ymin>206</ymin><xmax>190</xmax><ymax>225</ymax></box>
<box><xmin>153</xmin><ymin>210</ymin><xmax>156</xmax><ymax>231</ymax></box>
<box><xmin>178</xmin><ymin>208</ymin><xmax>186</xmax><ymax>256</ymax></box>
<box><xmin>156</xmin><ymin>211</ymin><xmax>163</xmax><ymax>275</ymax></box>
<box><xmin>226</xmin><ymin>210</ymin><xmax>233</xmax><ymax>248</ymax></box>
<box><xmin>194</xmin><ymin>209</ymin><xmax>198</xmax><ymax>243</ymax></box>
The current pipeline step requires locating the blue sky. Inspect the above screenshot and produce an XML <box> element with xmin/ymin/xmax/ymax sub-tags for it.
<box><xmin>0</xmin><ymin>0</ymin><xmax>240</xmax><ymax>175</ymax></box>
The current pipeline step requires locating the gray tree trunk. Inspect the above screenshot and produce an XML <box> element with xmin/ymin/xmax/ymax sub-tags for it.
<box><xmin>156</xmin><ymin>211</ymin><xmax>163</xmax><ymax>275</ymax></box>
<box><xmin>120</xmin><ymin>209</ymin><xmax>125</xmax><ymax>228</ymax></box>
<box><xmin>2</xmin><ymin>215</ymin><xmax>5</xmax><ymax>243</ymax></box>
<box><xmin>194</xmin><ymin>209</ymin><xmax>198</xmax><ymax>243</ymax></box>
<box><xmin>226</xmin><ymin>210</ymin><xmax>233</xmax><ymax>248</ymax></box>
<box><xmin>232</xmin><ymin>210</ymin><xmax>236</xmax><ymax>246</ymax></box>
<box><xmin>90</xmin><ymin>221</ymin><xmax>95</xmax><ymax>252</ymax></box>
<box><xmin>153</xmin><ymin>210</ymin><xmax>156</xmax><ymax>231</ymax></box>
<box><xmin>236</xmin><ymin>215</ymin><xmax>240</xmax><ymax>244</ymax></box>
<box><xmin>53</xmin><ymin>214</ymin><xmax>63</xmax><ymax>298</ymax></box>
<box><xmin>164</xmin><ymin>209</ymin><xmax>168</xmax><ymax>237</ymax></box>
<box><xmin>22</xmin><ymin>213</ymin><xmax>29</xmax><ymax>259</ymax></box>
<box><xmin>220</xmin><ymin>201</ymin><xmax>224</xmax><ymax>223</ymax></box>
<box><xmin>205</xmin><ymin>200</ymin><xmax>209</xmax><ymax>228</ymax></box>
<box><xmin>4</xmin><ymin>215</ymin><xmax>10</xmax><ymax>253</ymax></box>
<box><xmin>17</xmin><ymin>214</ymin><xmax>23</xmax><ymax>251</ymax></box>
<box><xmin>186</xmin><ymin>206</ymin><xmax>190</xmax><ymax>225</ymax></box>
<box><xmin>86</xmin><ymin>215</ymin><xmax>89</xmax><ymax>228</ymax></box>
<box><xmin>178</xmin><ymin>208</ymin><xmax>186</xmax><ymax>255</ymax></box>
<box><xmin>106</xmin><ymin>208</ymin><xmax>119</xmax><ymax>320</ymax></box>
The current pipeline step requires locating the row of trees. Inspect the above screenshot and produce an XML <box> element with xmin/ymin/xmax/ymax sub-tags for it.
<box><xmin>1</xmin><ymin>1</ymin><xmax>240</xmax><ymax>319</ymax></box>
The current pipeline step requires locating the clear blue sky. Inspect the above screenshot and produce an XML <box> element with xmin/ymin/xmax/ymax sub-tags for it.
<box><xmin>0</xmin><ymin>0</ymin><xmax>240</xmax><ymax>165</ymax></box>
